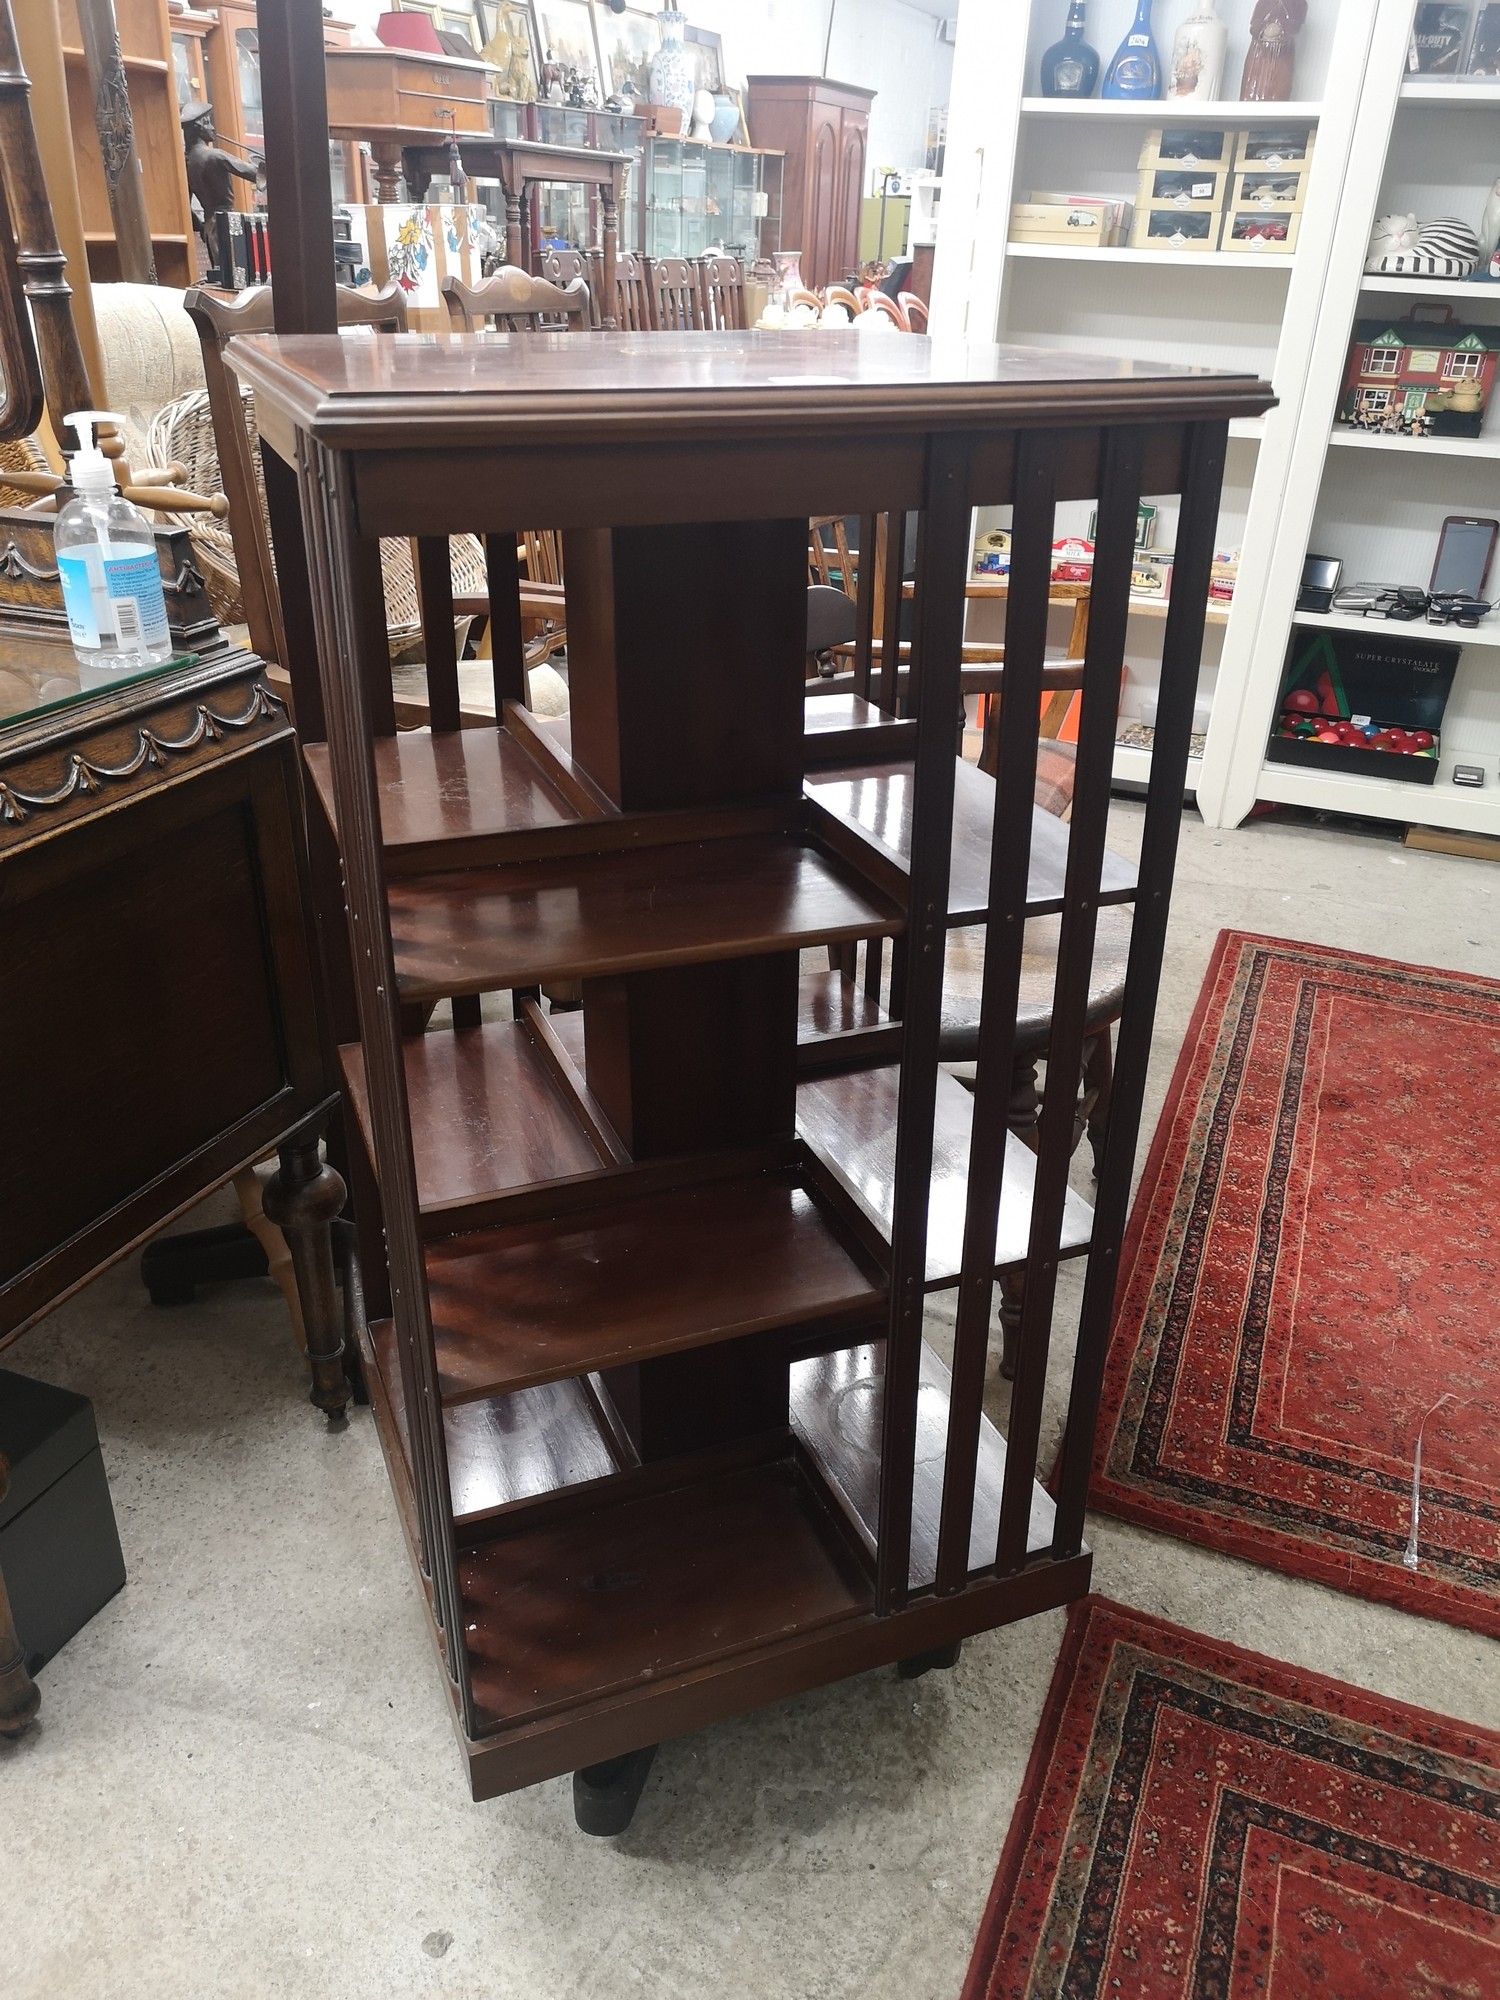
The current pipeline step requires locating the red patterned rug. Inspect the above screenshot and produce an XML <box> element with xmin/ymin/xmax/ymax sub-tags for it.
<box><xmin>962</xmin><ymin>1596</ymin><xmax>1500</xmax><ymax>1999</ymax></box>
<box><xmin>1090</xmin><ymin>931</ymin><xmax>1500</xmax><ymax>1637</ymax></box>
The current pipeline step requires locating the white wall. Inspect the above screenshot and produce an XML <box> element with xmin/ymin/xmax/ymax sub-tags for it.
<box><xmin>338</xmin><ymin>0</ymin><xmax>953</xmax><ymax>187</ymax></box>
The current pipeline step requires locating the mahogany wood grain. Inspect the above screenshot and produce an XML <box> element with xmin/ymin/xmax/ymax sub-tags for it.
<box><xmin>372</xmin><ymin>1319</ymin><xmax>621</xmax><ymax>1527</ymax></box>
<box><xmin>303</xmin><ymin>727</ymin><xmax>584</xmax><ymax>869</ymax></box>
<box><xmin>386</xmin><ymin>833</ymin><xmax>905</xmax><ymax>999</ymax></box>
<box><xmin>229</xmin><ymin>331</ymin><xmax>1271</xmax><ymax>460</ymax></box>
<box><xmin>797</xmin><ymin>1064</ymin><xmax>1093</xmax><ymax>1288</ymax></box>
<box><xmin>425</xmin><ymin>1169</ymin><xmax>885</xmax><ymax>1405</ymax></box>
<box><xmin>789</xmin><ymin>1340</ymin><xmax>1057</xmax><ymax>1590</ymax></box>
<box><xmin>805</xmin><ymin>755</ymin><xmax>1137</xmax><ymax>922</ymax></box>
<box><xmin>340</xmin><ymin>1020</ymin><xmax>609</xmax><ymax>1215</ymax></box>
<box><xmin>564</xmin><ymin>519</ymin><xmax>808</xmax><ymax>812</ymax></box>
<box><xmin>459</xmin><ymin>1455</ymin><xmax>872</xmax><ymax>1732</ymax></box>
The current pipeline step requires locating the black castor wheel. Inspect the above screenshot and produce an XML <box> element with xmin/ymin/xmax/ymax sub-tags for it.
<box><xmin>572</xmin><ymin>1743</ymin><xmax>657</xmax><ymax>1834</ymax></box>
<box><xmin>897</xmin><ymin>1640</ymin><xmax>962</xmax><ymax>1681</ymax></box>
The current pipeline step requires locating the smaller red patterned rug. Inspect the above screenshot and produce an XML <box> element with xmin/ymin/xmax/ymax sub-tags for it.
<box><xmin>1090</xmin><ymin>930</ymin><xmax>1500</xmax><ymax>1636</ymax></box>
<box><xmin>962</xmin><ymin>1596</ymin><xmax>1500</xmax><ymax>2000</ymax></box>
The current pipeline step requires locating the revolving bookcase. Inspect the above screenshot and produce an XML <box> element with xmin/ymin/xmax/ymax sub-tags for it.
<box><xmin>234</xmin><ymin>329</ymin><xmax>1271</xmax><ymax>1819</ymax></box>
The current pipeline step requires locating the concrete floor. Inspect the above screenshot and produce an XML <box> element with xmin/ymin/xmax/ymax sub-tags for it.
<box><xmin>4</xmin><ymin>803</ymin><xmax>1498</xmax><ymax>2000</ymax></box>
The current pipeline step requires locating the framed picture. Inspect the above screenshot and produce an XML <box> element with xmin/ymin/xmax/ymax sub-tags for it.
<box><xmin>591</xmin><ymin>2</ymin><xmax>658</xmax><ymax>102</ymax></box>
<box><xmin>720</xmin><ymin>83</ymin><xmax>750</xmax><ymax>146</ymax></box>
<box><xmin>684</xmin><ymin>24</ymin><xmax>723</xmax><ymax>96</ymax></box>
<box><xmin>477</xmin><ymin>0</ymin><xmax>540</xmax><ymax>99</ymax></box>
<box><xmin>531</xmin><ymin>0</ymin><xmax>603</xmax><ymax>94</ymax></box>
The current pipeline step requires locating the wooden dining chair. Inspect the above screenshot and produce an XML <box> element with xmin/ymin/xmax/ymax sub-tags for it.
<box><xmin>898</xmin><ymin>291</ymin><xmax>929</xmax><ymax>333</ymax></box>
<box><xmin>645</xmin><ymin>256</ymin><xmax>705</xmax><ymax>331</ymax></box>
<box><xmin>608</xmin><ymin>250</ymin><xmax>654</xmax><ymax>331</ymax></box>
<box><xmin>862</xmin><ymin>290</ymin><xmax>910</xmax><ymax>331</ymax></box>
<box><xmin>182</xmin><ymin>281</ymin><xmax>415</xmax><ymax>675</ymax></box>
<box><xmin>538</xmin><ymin>246</ymin><xmax>600</xmax><ymax>325</ymax></box>
<box><xmin>697</xmin><ymin>254</ymin><xmax>747</xmax><ymax>330</ymax></box>
<box><xmin>823</xmin><ymin>284</ymin><xmax>863</xmax><ymax>319</ymax></box>
<box><xmin>442</xmin><ymin>267</ymin><xmax>591</xmax><ymax>333</ymax></box>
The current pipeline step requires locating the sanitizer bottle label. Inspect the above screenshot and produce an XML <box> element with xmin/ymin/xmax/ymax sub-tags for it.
<box><xmin>58</xmin><ymin>548</ymin><xmax>169</xmax><ymax>656</ymax></box>
<box><xmin>103</xmin><ymin>551</ymin><xmax>171</xmax><ymax>650</ymax></box>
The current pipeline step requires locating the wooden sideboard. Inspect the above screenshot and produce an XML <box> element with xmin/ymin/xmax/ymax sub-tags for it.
<box><xmin>746</xmin><ymin>76</ymin><xmax>873</xmax><ymax>291</ymax></box>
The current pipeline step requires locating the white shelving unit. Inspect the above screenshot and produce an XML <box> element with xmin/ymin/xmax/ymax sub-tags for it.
<box><xmin>1195</xmin><ymin>0</ymin><xmax>1500</xmax><ymax>841</ymax></box>
<box><xmin>933</xmin><ymin>0</ymin><xmax>1382</xmax><ymax>791</ymax></box>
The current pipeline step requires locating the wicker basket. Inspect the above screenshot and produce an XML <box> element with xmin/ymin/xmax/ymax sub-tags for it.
<box><xmin>145</xmin><ymin>385</ymin><xmax>489</xmax><ymax>647</ymax></box>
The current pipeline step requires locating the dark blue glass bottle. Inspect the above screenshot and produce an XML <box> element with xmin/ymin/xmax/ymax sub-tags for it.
<box><xmin>1040</xmin><ymin>1</ymin><xmax>1100</xmax><ymax>97</ymax></box>
<box><xmin>1102</xmin><ymin>0</ymin><xmax>1161</xmax><ymax>97</ymax></box>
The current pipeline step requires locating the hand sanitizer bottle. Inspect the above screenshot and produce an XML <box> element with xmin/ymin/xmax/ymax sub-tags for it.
<box><xmin>55</xmin><ymin>411</ymin><xmax>174</xmax><ymax>671</ymax></box>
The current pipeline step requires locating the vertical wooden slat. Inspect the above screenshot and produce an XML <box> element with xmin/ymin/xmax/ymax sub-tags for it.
<box><xmin>994</xmin><ymin>425</ymin><xmax>1147</xmax><ymax>1576</ymax></box>
<box><xmin>298</xmin><ymin>436</ymin><xmax>473</xmax><ymax>1730</ymax></box>
<box><xmin>877</xmin><ymin>510</ymin><xmax>906</xmax><ymax>716</ymax></box>
<box><xmin>874</xmin><ymin>435</ymin><xmax>970</xmax><ymax>1614</ymax></box>
<box><xmin>854</xmin><ymin>511</ymin><xmax>878</xmax><ymax>700</ymax></box>
<box><xmin>485</xmin><ymin>531</ymin><xmax>528</xmax><ymax>711</ymax></box>
<box><xmin>256</xmin><ymin>0</ymin><xmax>337</xmax><ymax>337</ymax></box>
<box><xmin>864</xmin><ymin>935</ymin><xmax>885</xmax><ymax>1008</ymax></box>
<box><xmin>415</xmin><ymin>537</ymin><xmax>461</xmax><ymax>732</ymax></box>
<box><xmin>1051</xmin><ymin>419</ymin><xmax>1229</xmax><ymax>1558</ymax></box>
<box><xmin>934</xmin><ymin>429</ymin><xmax>1056</xmax><ymax>1594</ymax></box>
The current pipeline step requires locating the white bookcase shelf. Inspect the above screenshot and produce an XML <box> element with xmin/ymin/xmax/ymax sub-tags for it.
<box><xmin>1018</xmin><ymin>96</ymin><xmax>1326</xmax><ymax>119</ymax></box>
<box><xmin>936</xmin><ymin>0</ymin><xmax>1381</xmax><ymax>814</ymax></box>
<box><xmin>1326</xmin><ymin>429</ymin><xmax>1500</xmax><ymax>458</ymax></box>
<box><xmin>1399</xmin><ymin>78</ymin><xmax>1500</xmax><ymax>102</ymax></box>
<box><xmin>1181</xmin><ymin>0</ymin><xmax>1500</xmax><ymax>842</ymax></box>
<box><xmin>1006</xmin><ymin>244</ymin><xmax>1295</xmax><ymax>270</ymax></box>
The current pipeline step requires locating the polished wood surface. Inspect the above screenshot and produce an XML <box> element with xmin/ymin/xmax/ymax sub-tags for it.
<box><xmin>460</xmin><ymin>1455</ymin><xmax>872</xmax><ymax>1732</ymax></box>
<box><xmin>790</xmin><ymin>1340</ymin><xmax>1057</xmax><ymax>1589</ymax></box>
<box><xmin>340</xmin><ymin>1019</ymin><xmax>609</xmax><ymax>1215</ymax></box>
<box><xmin>806</xmin><ymin>756</ymin><xmax>1137</xmax><ymax>922</ymax></box>
<box><xmin>386</xmin><ymin>834</ymin><xmax>904</xmax><ymax>999</ymax></box>
<box><xmin>0</xmin><ymin>637</ymin><xmax>345</xmax><ymax>1407</ymax></box>
<box><xmin>426</xmin><ymin>1170</ymin><xmax>883</xmax><ymax>1405</ymax></box>
<box><xmin>304</xmin><ymin>727</ymin><xmax>584</xmax><ymax>866</ymax></box>
<box><xmin>259</xmin><ymin>297</ymin><xmax>1270</xmax><ymax>1800</ymax></box>
<box><xmin>230</xmin><ymin>330</ymin><xmax>1269</xmax><ymax>455</ymax></box>
<box><xmin>372</xmin><ymin>1320</ymin><xmax>621</xmax><ymax>1528</ymax></box>
<box><xmin>797</xmin><ymin>1064</ymin><xmax>1094</xmax><ymax>1286</ymax></box>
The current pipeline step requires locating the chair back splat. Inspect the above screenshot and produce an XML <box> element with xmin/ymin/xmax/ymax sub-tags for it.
<box><xmin>442</xmin><ymin>267</ymin><xmax>591</xmax><ymax>334</ymax></box>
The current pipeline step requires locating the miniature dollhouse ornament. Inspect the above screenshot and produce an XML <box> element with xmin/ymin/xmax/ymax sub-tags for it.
<box><xmin>650</xmin><ymin>7</ymin><xmax>696</xmax><ymax>122</ymax></box>
<box><xmin>1239</xmin><ymin>0</ymin><xmax>1305</xmax><ymax>100</ymax></box>
<box><xmin>1103</xmin><ymin>0</ymin><xmax>1162</xmax><ymax>97</ymax></box>
<box><xmin>1168</xmin><ymin>0</ymin><xmax>1228</xmax><ymax>100</ymax></box>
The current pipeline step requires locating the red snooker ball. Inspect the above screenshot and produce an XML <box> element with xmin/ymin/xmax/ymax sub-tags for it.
<box><xmin>1411</xmin><ymin>730</ymin><xmax>1434</xmax><ymax>750</ymax></box>
<box><xmin>1287</xmin><ymin>688</ymin><xmax>1321</xmax><ymax>713</ymax></box>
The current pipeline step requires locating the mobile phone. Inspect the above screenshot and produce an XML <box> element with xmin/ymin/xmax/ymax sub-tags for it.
<box><xmin>1430</xmin><ymin>516</ymin><xmax>1499</xmax><ymax>599</ymax></box>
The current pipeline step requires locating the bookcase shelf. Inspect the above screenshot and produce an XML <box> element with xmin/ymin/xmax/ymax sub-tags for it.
<box><xmin>237</xmin><ymin>324</ymin><xmax>1262</xmax><ymax>1813</ymax></box>
<box><xmin>425</xmin><ymin>1166</ymin><xmax>886</xmax><ymax>1405</ymax></box>
<box><xmin>387</xmin><ymin>830</ymin><xmax>904</xmax><ymax>999</ymax></box>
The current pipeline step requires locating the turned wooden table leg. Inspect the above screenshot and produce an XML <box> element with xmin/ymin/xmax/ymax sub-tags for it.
<box><xmin>599</xmin><ymin>178</ymin><xmax>619</xmax><ymax>330</ymax></box>
<box><xmin>503</xmin><ymin>182</ymin><xmax>523</xmax><ymax>270</ymax></box>
<box><xmin>371</xmin><ymin>143</ymin><xmax>404</xmax><ymax>203</ymax></box>
<box><xmin>0</xmin><ymin>1457</ymin><xmax>40</xmax><ymax>1739</ymax></box>
<box><xmin>263</xmin><ymin>1125</ymin><xmax>350</xmax><ymax>1422</ymax></box>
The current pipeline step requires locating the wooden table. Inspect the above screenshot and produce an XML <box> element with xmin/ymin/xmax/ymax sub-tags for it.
<box><xmin>233</xmin><ymin>326</ymin><xmax>1270</xmax><ymax>1822</ymax></box>
<box><xmin>325</xmin><ymin>124</ymin><xmax>631</xmax><ymax>332</ymax></box>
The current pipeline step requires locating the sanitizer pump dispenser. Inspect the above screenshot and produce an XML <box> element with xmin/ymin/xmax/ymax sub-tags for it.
<box><xmin>55</xmin><ymin>411</ymin><xmax>174</xmax><ymax>670</ymax></box>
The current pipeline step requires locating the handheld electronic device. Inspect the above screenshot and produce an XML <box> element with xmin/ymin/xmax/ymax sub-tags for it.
<box><xmin>1430</xmin><ymin>516</ymin><xmax>1499</xmax><ymax>601</ymax></box>
<box><xmin>1295</xmin><ymin>554</ymin><xmax>1342</xmax><ymax>613</ymax></box>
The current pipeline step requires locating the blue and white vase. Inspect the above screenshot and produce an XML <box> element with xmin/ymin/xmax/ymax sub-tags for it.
<box><xmin>1102</xmin><ymin>0</ymin><xmax>1161</xmax><ymax>98</ymax></box>
<box><xmin>650</xmin><ymin>8</ymin><xmax>695</xmax><ymax>122</ymax></box>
